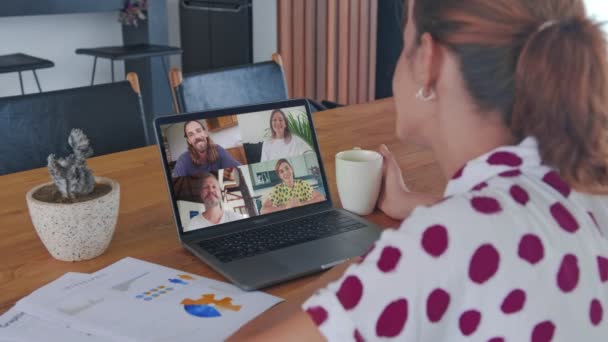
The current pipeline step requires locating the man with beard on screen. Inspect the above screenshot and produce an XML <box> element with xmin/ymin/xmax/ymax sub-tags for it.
<box><xmin>187</xmin><ymin>173</ymin><xmax>243</xmax><ymax>230</ymax></box>
<box><xmin>172</xmin><ymin>120</ymin><xmax>241</xmax><ymax>177</ymax></box>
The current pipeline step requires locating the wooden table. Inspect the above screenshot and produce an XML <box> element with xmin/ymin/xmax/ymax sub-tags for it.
<box><xmin>0</xmin><ymin>98</ymin><xmax>446</xmax><ymax>316</ymax></box>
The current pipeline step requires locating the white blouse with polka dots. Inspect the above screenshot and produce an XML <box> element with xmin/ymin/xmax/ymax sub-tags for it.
<box><xmin>302</xmin><ymin>137</ymin><xmax>608</xmax><ymax>341</ymax></box>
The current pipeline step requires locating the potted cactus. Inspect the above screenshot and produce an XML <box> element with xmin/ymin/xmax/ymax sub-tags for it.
<box><xmin>25</xmin><ymin>129</ymin><xmax>120</xmax><ymax>261</ymax></box>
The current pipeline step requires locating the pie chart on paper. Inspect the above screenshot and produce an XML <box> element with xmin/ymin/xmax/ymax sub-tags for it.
<box><xmin>181</xmin><ymin>294</ymin><xmax>242</xmax><ymax>318</ymax></box>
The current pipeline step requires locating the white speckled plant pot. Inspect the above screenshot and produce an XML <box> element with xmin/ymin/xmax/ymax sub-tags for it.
<box><xmin>26</xmin><ymin>177</ymin><xmax>120</xmax><ymax>262</ymax></box>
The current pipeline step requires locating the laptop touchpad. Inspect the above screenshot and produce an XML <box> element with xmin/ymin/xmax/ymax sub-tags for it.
<box><xmin>229</xmin><ymin>255</ymin><xmax>289</xmax><ymax>280</ymax></box>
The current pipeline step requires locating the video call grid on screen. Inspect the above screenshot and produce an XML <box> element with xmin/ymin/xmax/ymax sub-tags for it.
<box><xmin>159</xmin><ymin>105</ymin><xmax>329</xmax><ymax>233</ymax></box>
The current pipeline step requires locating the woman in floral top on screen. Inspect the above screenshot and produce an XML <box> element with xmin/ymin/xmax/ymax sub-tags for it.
<box><xmin>231</xmin><ymin>0</ymin><xmax>608</xmax><ymax>340</ymax></box>
<box><xmin>260</xmin><ymin>159</ymin><xmax>325</xmax><ymax>214</ymax></box>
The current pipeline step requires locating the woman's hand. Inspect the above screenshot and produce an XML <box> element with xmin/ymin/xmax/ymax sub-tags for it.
<box><xmin>376</xmin><ymin>144</ymin><xmax>442</xmax><ymax>220</ymax></box>
<box><xmin>377</xmin><ymin>144</ymin><xmax>411</xmax><ymax>220</ymax></box>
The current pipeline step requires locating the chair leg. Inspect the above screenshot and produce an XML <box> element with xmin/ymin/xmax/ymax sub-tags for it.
<box><xmin>33</xmin><ymin>70</ymin><xmax>42</xmax><ymax>92</ymax></box>
<box><xmin>111</xmin><ymin>59</ymin><xmax>115</xmax><ymax>83</ymax></box>
<box><xmin>91</xmin><ymin>57</ymin><xmax>97</xmax><ymax>86</ymax></box>
<box><xmin>18</xmin><ymin>71</ymin><xmax>24</xmax><ymax>95</ymax></box>
<box><xmin>162</xmin><ymin>57</ymin><xmax>179</xmax><ymax>114</ymax></box>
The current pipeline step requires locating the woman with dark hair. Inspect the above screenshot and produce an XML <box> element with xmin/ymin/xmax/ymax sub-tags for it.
<box><xmin>231</xmin><ymin>0</ymin><xmax>608</xmax><ymax>340</ymax></box>
<box><xmin>260</xmin><ymin>109</ymin><xmax>312</xmax><ymax>162</ymax></box>
<box><xmin>260</xmin><ymin>159</ymin><xmax>325</xmax><ymax>214</ymax></box>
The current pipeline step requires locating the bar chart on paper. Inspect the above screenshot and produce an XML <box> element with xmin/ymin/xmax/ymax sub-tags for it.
<box><xmin>14</xmin><ymin>258</ymin><xmax>282</xmax><ymax>341</ymax></box>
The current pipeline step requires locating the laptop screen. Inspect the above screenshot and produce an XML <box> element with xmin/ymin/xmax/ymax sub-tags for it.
<box><xmin>158</xmin><ymin>102</ymin><xmax>329</xmax><ymax>233</ymax></box>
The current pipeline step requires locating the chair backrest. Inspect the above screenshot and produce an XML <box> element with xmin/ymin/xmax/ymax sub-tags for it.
<box><xmin>171</xmin><ymin>57</ymin><xmax>289</xmax><ymax>113</ymax></box>
<box><xmin>0</xmin><ymin>75</ymin><xmax>147</xmax><ymax>175</ymax></box>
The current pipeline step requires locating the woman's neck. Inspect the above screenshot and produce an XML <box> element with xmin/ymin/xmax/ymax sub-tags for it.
<box><xmin>432</xmin><ymin>108</ymin><xmax>514</xmax><ymax>179</ymax></box>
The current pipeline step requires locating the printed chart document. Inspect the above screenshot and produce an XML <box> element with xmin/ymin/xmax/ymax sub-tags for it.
<box><xmin>14</xmin><ymin>258</ymin><xmax>282</xmax><ymax>341</ymax></box>
<box><xmin>0</xmin><ymin>273</ymin><xmax>111</xmax><ymax>342</ymax></box>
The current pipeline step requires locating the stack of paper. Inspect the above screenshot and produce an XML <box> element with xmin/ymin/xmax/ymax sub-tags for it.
<box><xmin>0</xmin><ymin>257</ymin><xmax>282</xmax><ymax>341</ymax></box>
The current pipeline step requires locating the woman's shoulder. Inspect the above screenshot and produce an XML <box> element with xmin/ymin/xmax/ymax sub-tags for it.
<box><xmin>291</xmin><ymin>135</ymin><xmax>310</xmax><ymax>146</ymax></box>
<box><xmin>401</xmin><ymin>174</ymin><xmax>606</xmax><ymax>253</ymax></box>
<box><xmin>273</xmin><ymin>182</ymin><xmax>288</xmax><ymax>191</ymax></box>
<box><xmin>399</xmin><ymin>186</ymin><xmax>524</xmax><ymax>239</ymax></box>
<box><xmin>291</xmin><ymin>134</ymin><xmax>305</xmax><ymax>142</ymax></box>
<box><xmin>294</xmin><ymin>179</ymin><xmax>312</xmax><ymax>187</ymax></box>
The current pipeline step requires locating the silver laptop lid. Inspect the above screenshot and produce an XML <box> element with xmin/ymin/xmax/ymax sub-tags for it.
<box><xmin>154</xmin><ymin>99</ymin><xmax>333</xmax><ymax>239</ymax></box>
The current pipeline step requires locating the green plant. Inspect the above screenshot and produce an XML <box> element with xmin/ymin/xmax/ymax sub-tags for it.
<box><xmin>285</xmin><ymin>110</ymin><xmax>314</xmax><ymax>149</ymax></box>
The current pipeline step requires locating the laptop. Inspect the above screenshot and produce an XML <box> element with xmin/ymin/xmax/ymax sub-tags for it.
<box><xmin>154</xmin><ymin>99</ymin><xmax>380</xmax><ymax>290</ymax></box>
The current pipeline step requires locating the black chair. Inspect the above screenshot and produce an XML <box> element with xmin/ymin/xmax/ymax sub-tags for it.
<box><xmin>243</xmin><ymin>142</ymin><xmax>264</xmax><ymax>164</ymax></box>
<box><xmin>169</xmin><ymin>53</ymin><xmax>329</xmax><ymax>114</ymax></box>
<box><xmin>0</xmin><ymin>73</ymin><xmax>148</xmax><ymax>175</ymax></box>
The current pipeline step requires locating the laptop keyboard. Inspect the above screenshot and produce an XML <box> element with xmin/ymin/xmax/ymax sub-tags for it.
<box><xmin>197</xmin><ymin>211</ymin><xmax>366</xmax><ymax>263</ymax></box>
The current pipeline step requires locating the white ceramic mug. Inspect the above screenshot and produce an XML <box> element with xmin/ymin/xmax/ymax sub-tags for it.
<box><xmin>336</xmin><ymin>147</ymin><xmax>383</xmax><ymax>215</ymax></box>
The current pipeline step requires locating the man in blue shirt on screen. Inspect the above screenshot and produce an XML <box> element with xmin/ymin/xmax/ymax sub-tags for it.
<box><xmin>172</xmin><ymin>120</ymin><xmax>241</xmax><ymax>177</ymax></box>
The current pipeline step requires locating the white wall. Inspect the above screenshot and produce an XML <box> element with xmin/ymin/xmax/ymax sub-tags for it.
<box><xmin>0</xmin><ymin>0</ymin><xmax>277</xmax><ymax>98</ymax></box>
<box><xmin>585</xmin><ymin>0</ymin><xmax>608</xmax><ymax>27</ymax></box>
<box><xmin>0</xmin><ymin>12</ymin><xmax>124</xmax><ymax>97</ymax></box>
<box><xmin>237</xmin><ymin>109</ymin><xmax>273</xmax><ymax>143</ymax></box>
<box><xmin>165</xmin><ymin>0</ymin><xmax>278</xmax><ymax>67</ymax></box>
<box><xmin>166</xmin><ymin>0</ymin><xmax>181</xmax><ymax>67</ymax></box>
<box><xmin>210</xmin><ymin>125</ymin><xmax>242</xmax><ymax>148</ymax></box>
<box><xmin>252</xmin><ymin>0</ymin><xmax>278</xmax><ymax>62</ymax></box>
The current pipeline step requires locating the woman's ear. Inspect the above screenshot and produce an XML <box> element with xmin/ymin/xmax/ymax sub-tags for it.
<box><xmin>413</xmin><ymin>32</ymin><xmax>441</xmax><ymax>88</ymax></box>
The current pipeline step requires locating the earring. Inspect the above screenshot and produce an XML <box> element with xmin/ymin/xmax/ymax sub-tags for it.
<box><xmin>415</xmin><ymin>87</ymin><xmax>436</xmax><ymax>101</ymax></box>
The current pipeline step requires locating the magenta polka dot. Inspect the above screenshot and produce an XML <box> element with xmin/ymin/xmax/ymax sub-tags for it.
<box><xmin>422</xmin><ymin>225</ymin><xmax>448</xmax><ymax>258</ymax></box>
<box><xmin>501</xmin><ymin>289</ymin><xmax>526</xmax><ymax>314</ymax></box>
<box><xmin>306</xmin><ymin>306</ymin><xmax>328</xmax><ymax>326</ymax></box>
<box><xmin>550</xmin><ymin>202</ymin><xmax>579</xmax><ymax>233</ymax></box>
<box><xmin>377</xmin><ymin>246</ymin><xmax>402</xmax><ymax>273</ymax></box>
<box><xmin>376</xmin><ymin>299</ymin><xmax>408</xmax><ymax>337</ymax></box>
<box><xmin>488</xmin><ymin>338</ymin><xmax>505</xmax><ymax>342</ymax></box>
<box><xmin>487</xmin><ymin>151</ymin><xmax>523</xmax><ymax>167</ymax></box>
<box><xmin>597</xmin><ymin>256</ymin><xmax>608</xmax><ymax>282</ymax></box>
<box><xmin>471</xmin><ymin>196</ymin><xmax>502</xmax><ymax>214</ymax></box>
<box><xmin>469</xmin><ymin>244</ymin><xmax>500</xmax><ymax>284</ymax></box>
<box><xmin>531</xmin><ymin>321</ymin><xmax>555</xmax><ymax>342</ymax></box>
<box><xmin>472</xmin><ymin>182</ymin><xmax>488</xmax><ymax>191</ymax></box>
<box><xmin>336</xmin><ymin>275</ymin><xmax>363</xmax><ymax>310</ymax></box>
<box><xmin>452</xmin><ymin>166</ymin><xmax>464</xmax><ymax>179</ymax></box>
<box><xmin>499</xmin><ymin>169</ymin><xmax>522</xmax><ymax>178</ymax></box>
<box><xmin>354</xmin><ymin>329</ymin><xmax>365</xmax><ymax>342</ymax></box>
<box><xmin>543</xmin><ymin>171</ymin><xmax>571</xmax><ymax>197</ymax></box>
<box><xmin>458</xmin><ymin>310</ymin><xmax>481</xmax><ymax>336</ymax></box>
<box><xmin>557</xmin><ymin>254</ymin><xmax>579</xmax><ymax>293</ymax></box>
<box><xmin>590</xmin><ymin>299</ymin><xmax>603</xmax><ymax>326</ymax></box>
<box><xmin>426</xmin><ymin>288</ymin><xmax>450</xmax><ymax>323</ymax></box>
<box><xmin>518</xmin><ymin>234</ymin><xmax>544</xmax><ymax>265</ymax></box>
<box><xmin>510</xmin><ymin>185</ymin><xmax>529</xmax><ymax>206</ymax></box>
